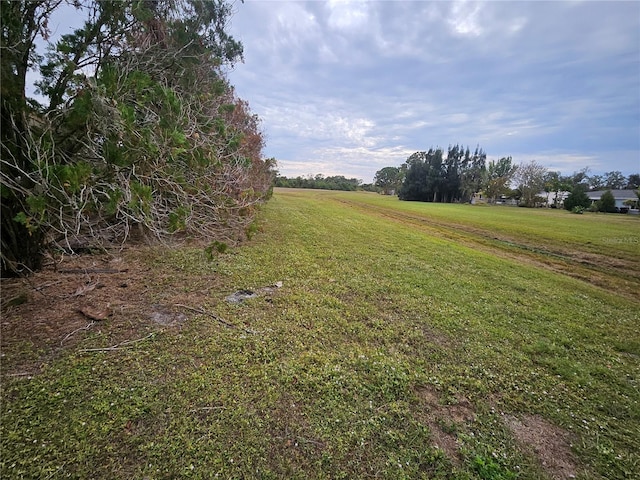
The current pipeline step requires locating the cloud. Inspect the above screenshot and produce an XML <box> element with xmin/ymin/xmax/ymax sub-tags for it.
<box><xmin>448</xmin><ymin>1</ymin><xmax>484</xmax><ymax>37</ymax></box>
<box><xmin>278</xmin><ymin>144</ymin><xmax>416</xmax><ymax>180</ymax></box>
<box><xmin>228</xmin><ymin>1</ymin><xmax>640</xmax><ymax>182</ymax></box>
<box><xmin>326</xmin><ymin>0</ymin><xmax>371</xmax><ymax>32</ymax></box>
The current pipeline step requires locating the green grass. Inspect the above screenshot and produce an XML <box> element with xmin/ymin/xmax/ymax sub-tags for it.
<box><xmin>333</xmin><ymin>191</ymin><xmax>639</xmax><ymax>257</ymax></box>
<box><xmin>2</xmin><ymin>189</ymin><xmax>639</xmax><ymax>479</ymax></box>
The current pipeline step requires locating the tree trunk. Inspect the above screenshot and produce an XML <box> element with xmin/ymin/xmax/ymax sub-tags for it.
<box><xmin>0</xmin><ymin>1</ymin><xmax>47</xmax><ymax>276</ymax></box>
<box><xmin>1</xmin><ymin>197</ymin><xmax>44</xmax><ymax>277</ymax></box>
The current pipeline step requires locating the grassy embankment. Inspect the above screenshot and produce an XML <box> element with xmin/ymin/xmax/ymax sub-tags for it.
<box><xmin>2</xmin><ymin>188</ymin><xmax>639</xmax><ymax>479</ymax></box>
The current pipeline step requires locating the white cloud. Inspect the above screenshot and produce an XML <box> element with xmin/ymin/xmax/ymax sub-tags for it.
<box><xmin>326</xmin><ymin>0</ymin><xmax>371</xmax><ymax>31</ymax></box>
<box><xmin>503</xmin><ymin>152</ymin><xmax>603</xmax><ymax>176</ymax></box>
<box><xmin>228</xmin><ymin>1</ymin><xmax>640</xmax><ymax>182</ymax></box>
<box><xmin>447</xmin><ymin>1</ymin><xmax>484</xmax><ymax>37</ymax></box>
<box><xmin>277</xmin><ymin>144</ymin><xmax>416</xmax><ymax>179</ymax></box>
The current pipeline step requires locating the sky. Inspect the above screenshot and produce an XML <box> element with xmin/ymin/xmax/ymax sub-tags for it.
<box><xmin>224</xmin><ymin>0</ymin><xmax>640</xmax><ymax>183</ymax></box>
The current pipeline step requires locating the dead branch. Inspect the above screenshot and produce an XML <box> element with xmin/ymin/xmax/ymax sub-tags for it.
<box><xmin>58</xmin><ymin>268</ymin><xmax>128</xmax><ymax>274</ymax></box>
<box><xmin>61</xmin><ymin>321</ymin><xmax>95</xmax><ymax>345</ymax></box>
<box><xmin>34</xmin><ymin>280</ymin><xmax>63</xmax><ymax>291</ymax></box>
<box><xmin>174</xmin><ymin>303</ymin><xmax>236</xmax><ymax>328</ymax></box>
<box><xmin>174</xmin><ymin>303</ymin><xmax>261</xmax><ymax>334</ymax></box>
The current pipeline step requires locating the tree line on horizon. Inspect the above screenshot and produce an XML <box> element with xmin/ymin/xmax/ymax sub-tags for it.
<box><xmin>274</xmin><ymin>174</ymin><xmax>361</xmax><ymax>191</ymax></box>
<box><xmin>1</xmin><ymin>0</ymin><xmax>275</xmax><ymax>277</ymax></box>
<box><xmin>372</xmin><ymin>145</ymin><xmax>640</xmax><ymax>208</ymax></box>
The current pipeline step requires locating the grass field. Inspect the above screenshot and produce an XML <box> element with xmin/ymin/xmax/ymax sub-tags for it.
<box><xmin>2</xmin><ymin>188</ymin><xmax>639</xmax><ymax>479</ymax></box>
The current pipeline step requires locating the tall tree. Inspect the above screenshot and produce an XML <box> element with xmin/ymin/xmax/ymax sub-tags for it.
<box><xmin>568</xmin><ymin>167</ymin><xmax>591</xmax><ymax>189</ymax></box>
<box><xmin>374</xmin><ymin>166</ymin><xmax>402</xmax><ymax>195</ymax></box>
<box><xmin>543</xmin><ymin>171</ymin><xmax>571</xmax><ymax>208</ymax></box>
<box><xmin>398</xmin><ymin>145</ymin><xmax>486</xmax><ymax>203</ymax></box>
<box><xmin>514</xmin><ymin>160</ymin><xmax>547</xmax><ymax>207</ymax></box>
<box><xmin>588</xmin><ymin>175</ymin><xmax>605</xmax><ymax>190</ymax></box>
<box><xmin>626</xmin><ymin>174</ymin><xmax>640</xmax><ymax>190</ymax></box>
<box><xmin>484</xmin><ymin>156</ymin><xmax>517</xmax><ymax>203</ymax></box>
<box><xmin>459</xmin><ymin>146</ymin><xmax>486</xmax><ymax>203</ymax></box>
<box><xmin>603</xmin><ymin>171</ymin><xmax>626</xmax><ymax>190</ymax></box>
<box><xmin>1</xmin><ymin>0</ymin><xmax>63</xmax><ymax>274</ymax></box>
<box><xmin>398</xmin><ymin>151</ymin><xmax>429</xmax><ymax>201</ymax></box>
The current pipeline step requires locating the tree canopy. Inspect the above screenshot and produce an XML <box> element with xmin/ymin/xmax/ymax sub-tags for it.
<box><xmin>1</xmin><ymin>0</ymin><xmax>274</xmax><ymax>276</ymax></box>
<box><xmin>563</xmin><ymin>185</ymin><xmax>591</xmax><ymax>211</ymax></box>
<box><xmin>374</xmin><ymin>166</ymin><xmax>403</xmax><ymax>195</ymax></box>
<box><xmin>485</xmin><ymin>156</ymin><xmax>517</xmax><ymax>203</ymax></box>
<box><xmin>397</xmin><ymin>145</ymin><xmax>486</xmax><ymax>203</ymax></box>
<box><xmin>274</xmin><ymin>174</ymin><xmax>361</xmax><ymax>191</ymax></box>
<box><xmin>375</xmin><ymin>148</ymin><xmax>638</xmax><ymax>208</ymax></box>
<box><xmin>514</xmin><ymin>160</ymin><xmax>548</xmax><ymax>207</ymax></box>
<box><xmin>598</xmin><ymin>190</ymin><xmax>617</xmax><ymax>213</ymax></box>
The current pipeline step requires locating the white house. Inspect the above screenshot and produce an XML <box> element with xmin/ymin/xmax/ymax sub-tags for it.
<box><xmin>538</xmin><ymin>191</ymin><xmax>571</xmax><ymax>208</ymax></box>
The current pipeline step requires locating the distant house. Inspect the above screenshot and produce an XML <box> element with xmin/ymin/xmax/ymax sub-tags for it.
<box><xmin>471</xmin><ymin>192</ymin><xmax>486</xmax><ymax>204</ymax></box>
<box><xmin>587</xmin><ymin>190</ymin><xmax>639</xmax><ymax>209</ymax></box>
<box><xmin>538</xmin><ymin>191</ymin><xmax>571</xmax><ymax>208</ymax></box>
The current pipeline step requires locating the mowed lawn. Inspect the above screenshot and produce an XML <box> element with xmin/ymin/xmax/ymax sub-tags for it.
<box><xmin>2</xmin><ymin>188</ymin><xmax>639</xmax><ymax>479</ymax></box>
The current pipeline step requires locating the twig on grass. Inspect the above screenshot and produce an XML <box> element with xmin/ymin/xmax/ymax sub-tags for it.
<box><xmin>34</xmin><ymin>280</ymin><xmax>63</xmax><ymax>292</ymax></box>
<box><xmin>79</xmin><ymin>332</ymin><xmax>155</xmax><ymax>352</ymax></box>
<box><xmin>175</xmin><ymin>303</ymin><xmax>261</xmax><ymax>334</ymax></box>
<box><xmin>58</xmin><ymin>268</ymin><xmax>128</xmax><ymax>274</ymax></box>
<box><xmin>190</xmin><ymin>406</ymin><xmax>226</xmax><ymax>413</ymax></box>
<box><xmin>175</xmin><ymin>303</ymin><xmax>235</xmax><ymax>328</ymax></box>
<box><xmin>61</xmin><ymin>321</ymin><xmax>95</xmax><ymax>345</ymax></box>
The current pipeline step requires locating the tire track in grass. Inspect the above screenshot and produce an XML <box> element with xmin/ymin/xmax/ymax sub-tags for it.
<box><xmin>335</xmin><ymin>197</ymin><xmax>640</xmax><ymax>302</ymax></box>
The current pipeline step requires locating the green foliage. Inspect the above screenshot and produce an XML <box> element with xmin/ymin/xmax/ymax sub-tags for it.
<box><xmin>205</xmin><ymin>240</ymin><xmax>229</xmax><ymax>260</ymax></box>
<box><xmin>563</xmin><ymin>185</ymin><xmax>592</xmax><ymax>211</ymax></box>
<box><xmin>245</xmin><ymin>220</ymin><xmax>260</xmax><ymax>239</ymax></box>
<box><xmin>398</xmin><ymin>145</ymin><xmax>486</xmax><ymax>203</ymax></box>
<box><xmin>1</xmin><ymin>0</ymin><xmax>274</xmax><ymax>276</ymax></box>
<box><xmin>571</xmin><ymin>206</ymin><xmax>585</xmax><ymax>214</ymax></box>
<box><xmin>104</xmin><ymin>188</ymin><xmax>124</xmax><ymax>216</ymax></box>
<box><xmin>128</xmin><ymin>181</ymin><xmax>152</xmax><ymax>216</ymax></box>
<box><xmin>12</xmin><ymin>211</ymin><xmax>33</xmax><ymax>232</ymax></box>
<box><xmin>168</xmin><ymin>206</ymin><xmax>190</xmax><ymax>233</ymax></box>
<box><xmin>514</xmin><ymin>160</ymin><xmax>548</xmax><ymax>207</ymax></box>
<box><xmin>275</xmin><ymin>174</ymin><xmax>361</xmax><ymax>191</ymax></box>
<box><xmin>485</xmin><ymin>157</ymin><xmax>517</xmax><ymax>203</ymax></box>
<box><xmin>25</xmin><ymin>194</ymin><xmax>47</xmax><ymax>218</ymax></box>
<box><xmin>598</xmin><ymin>190</ymin><xmax>617</xmax><ymax>213</ymax></box>
<box><xmin>604</xmin><ymin>171</ymin><xmax>626</xmax><ymax>190</ymax></box>
<box><xmin>55</xmin><ymin>162</ymin><xmax>93</xmax><ymax>194</ymax></box>
<box><xmin>374</xmin><ymin>166</ymin><xmax>402</xmax><ymax>194</ymax></box>
<box><xmin>471</xmin><ymin>455</ymin><xmax>517</xmax><ymax>480</ymax></box>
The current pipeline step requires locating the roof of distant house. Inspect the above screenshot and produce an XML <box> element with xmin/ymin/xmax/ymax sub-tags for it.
<box><xmin>587</xmin><ymin>190</ymin><xmax>638</xmax><ymax>200</ymax></box>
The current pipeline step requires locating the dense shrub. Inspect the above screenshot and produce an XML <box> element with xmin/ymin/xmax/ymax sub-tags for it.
<box><xmin>598</xmin><ymin>190</ymin><xmax>617</xmax><ymax>213</ymax></box>
<box><xmin>564</xmin><ymin>186</ymin><xmax>592</xmax><ymax>211</ymax></box>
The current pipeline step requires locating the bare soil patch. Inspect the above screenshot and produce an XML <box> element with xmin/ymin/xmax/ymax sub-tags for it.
<box><xmin>504</xmin><ymin>414</ymin><xmax>579</xmax><ymax>480</ymax></box>
<box><xmin>414</xmin><ymin>386</ymin><xmax>580</xmax><ymax>478</ymax></box>
<box><xmin>0</xmin><ymin>247</ymin><xmax>219</xmax><ymax>377</ymax></box>
<box><xmin>414</xmin><ymin>385</ymin><xmax>476</xmax><ymax>464</ymax></box>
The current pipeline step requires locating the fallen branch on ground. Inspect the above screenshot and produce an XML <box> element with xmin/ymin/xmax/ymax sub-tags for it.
<box><xmin>58</xmin><ymin>268</ymin><xmax>128</xmax><ymax>274</ymax></box>
<box><xmin>61</xmin><ymin>321</ymin><xmax>95</xmax><ymax>345</ymax></box>
<box><xmin>175</xmin><ymin>303</ymin><xmax>261</xmax><ymax>334</ymax></box>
